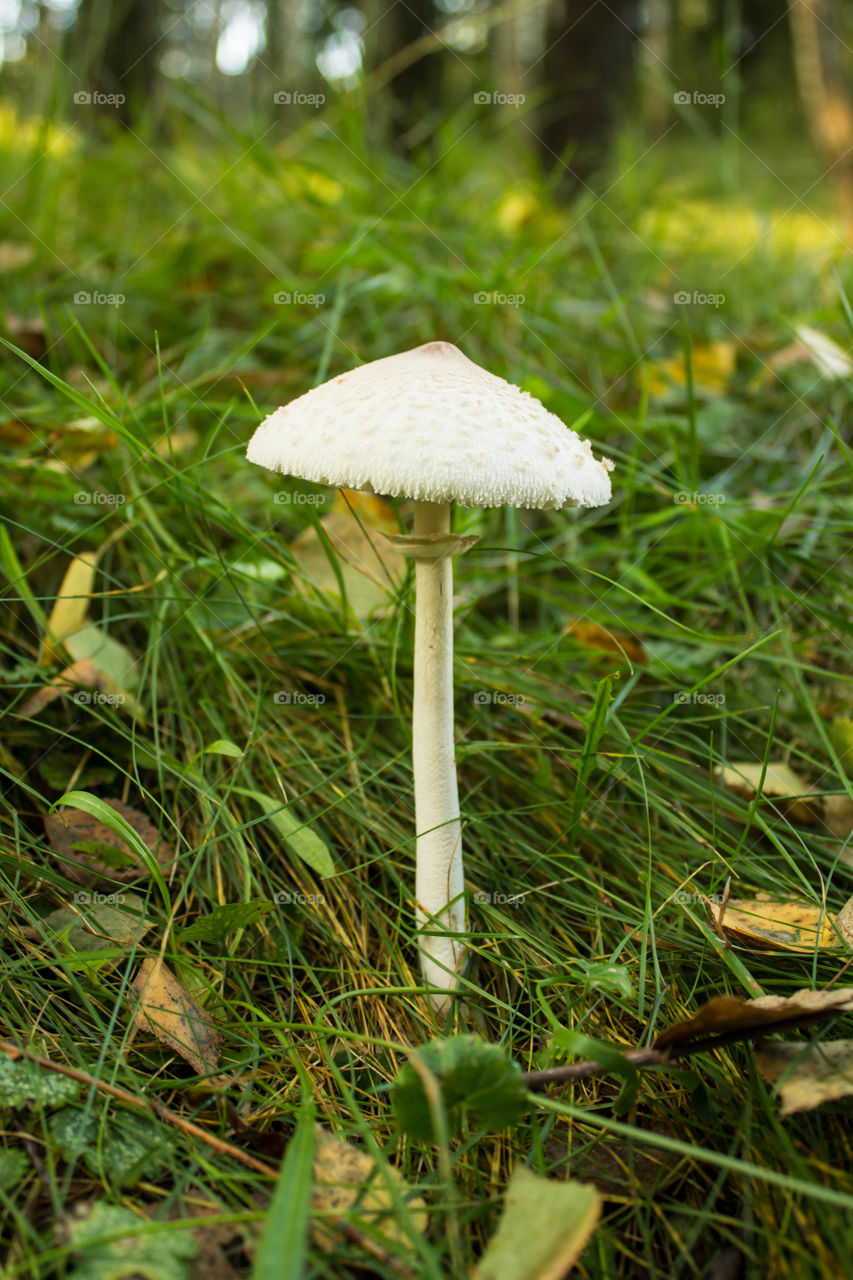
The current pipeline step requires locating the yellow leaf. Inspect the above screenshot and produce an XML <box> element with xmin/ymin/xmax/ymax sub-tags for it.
<box><xmin>755</xmin><ymin>1039</ymin><xmax>853</xmax><ymax>1115</ymax></box>
<box><xmin>41</xmin><ymin>552</ymin><xmax>99</xmax><ymax>667</ymax></box>
<box><xmin>311</xmin><ymin>1125</ymin><xmax>428</xmax><ymax>1251</ymax></box>
<box><xmin>711</xmin><ymin>898</ymin><xmax>841</xmax><ymax>952</ymax></box>
<box><xmin>289</xmin><ymin>490</ymin><xmax>404</xmax><ymax>622</ymax></box>
<box><xmin>714</xmin><ymin>762</ymin><xmax>822</xmax><ymax>824</ymax></box>
<box><xmin>649</xmin><ymin>340</ymin><xmax>736</xmax><ymax>399</ymax></box>
<box><xmin>472</xmin><ymin>1166</ymin><xmax>600</xmax><ymax>1280</ymax></box>
<box><xmin>496</xmin><ymin>192</ymin><xmax>539</xmax><ymax>234</ymax></box>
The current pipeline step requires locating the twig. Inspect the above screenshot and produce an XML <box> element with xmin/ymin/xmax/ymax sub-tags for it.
<box><xmin>521</xmin><ymin>1003</ymin><xmax>853</xmax><ymax>1091</ymax></box>
<box><xmin>0</xmin><ymin>1040</ymin><xmax>419</xmax><ymax>1278</ymax></box>
<box><xmin>0</xmin><ymin>1039</ymin><xmax>279</xmax><ymax>1178</ymax></box>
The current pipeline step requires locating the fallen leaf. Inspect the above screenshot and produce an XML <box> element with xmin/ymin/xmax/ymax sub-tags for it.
<box><xmin>793</xmin><ymin>324</ymin><xmax>853</xmax><ymax>379</ymax></box>
<box><xmin>654</xmin><ymin>986</ymin><xmax>853</xmax><ymax>1053</ymax></box>
<box><xmin>565</xmin><ymin>620</ymin><xmax>646</xmax><ymax>667</ymax></box>
<box><xmin>130</xmin><ymin>958</ymin><xmax>221</xmax><ymax>1076</ymax></box>
<box><xmin>711</xmin><ymin>898</ymin><xmax>841</xmax><ymax>952</ymax></box>
<box><xmin>23</xmin><ymin>892</ymin><xmax>151</xmax><ymax>957</ymax></box>
<box><xmin>715</xmin><ymin>762</ymin><xmax>822</xmax><ymax>823</ymax></box>
<box><xmin>311</xmin><ymin>1125</ymin><xmax>428</xmax><ymax>1251</ymax></box>
<box><xmin>649</xmin><ymin>341</ymin><xmax>736</xmax><ymax>399</ymax></box>
<box><xmin>4</xmin><ymin>314</ymin><xmax>47</xmax><ymax>361</ymax></box>
<box><xmin>755</xmin><ymin>1038</ymin><xmax>853</xmax><ymax>1114</ymax></box>
<box><xmin>824</xmin><ymin>794</ymin><xmax>853</xmax><ymax>840</ymax></box>
<box><xmin>835</xmin><ymin>895</ymin><xmax>853</xmax><ymax>948</ymax></box>
<box><xmin>290</xmin><ymin>490</ymin><xmax>403</xmax><ymax>621</ymax></box>
<box><xmin>40</xmin><ymin>552</ymin><xmax>99</xmax><ymax>667</ymax></box>
<box><xmin>471</xmin><ymin>1165</ymin><xmax>600</xmax><ymax>1280</ymax></box>
<box><xmin>61</xmin><ymin>1202</ymin><xmax>198</xmax><ymax>1280</ymax></box>
<box><xmin>64</xmin><ymin>622</ymin><xmax>140</xmax><ymax>710</ymax></box>
<box><xmin>45</xmin><ymin>800</ymin><xmax>177</xmax><ymax>887</ymax></box>
<box><xmin>16</xmin><ymin>657</ymin><xmax>100</xmax><ymax>719</ymax></box>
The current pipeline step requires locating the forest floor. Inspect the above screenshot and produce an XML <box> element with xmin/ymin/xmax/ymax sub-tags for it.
<box><xmin>2</xmin><ymin>97</ymin><xmax>853</xmax><ymax>1278</ymax></box>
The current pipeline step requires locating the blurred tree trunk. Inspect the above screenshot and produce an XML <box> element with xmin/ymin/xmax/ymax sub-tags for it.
<box><xmin>378</xmin><ymin>0</ymin><xmax>443</xmax><ymax>146</ymax></box>
<box><xmin>538</xmin><ymin>0</ymin><xmax>639</xmax><ymax>186</ymax></box>
<box><xmin>71</xmin><ymin>0</ymin><xmax>164</xmax><ymax>126</ymax></box>
<box><xmin>637</xmin><ymin>0</ymin><xmax>670</xmax><ymax>130</ymax></box>
<box><xmin>787</xmin><ymin>0</ymin><xmax>853</xmax><ymax>226</ymax></box>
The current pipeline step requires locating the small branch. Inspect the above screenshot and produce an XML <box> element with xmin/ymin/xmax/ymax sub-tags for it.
<box><xmin>0</xmin><ymin>1039</ymin><xmax>279</xmax><ymax>1178</ymax></box>
<box><xmin>522</xmin><ymin>1048</ymin><xmax>671</xmax><ymax>1091</ymax></box>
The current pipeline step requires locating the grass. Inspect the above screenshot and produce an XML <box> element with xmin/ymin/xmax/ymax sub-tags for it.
<box><xmin>2</xmin><ymin>84</ymin><xmax>853</xmax><ymax>1277</ymax></box>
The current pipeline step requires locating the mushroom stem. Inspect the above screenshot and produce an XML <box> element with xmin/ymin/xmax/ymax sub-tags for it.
<box><xmin>412</xmin><ymin>498</ymin><xmax>464</xmax><ymax>1009</ymax></box>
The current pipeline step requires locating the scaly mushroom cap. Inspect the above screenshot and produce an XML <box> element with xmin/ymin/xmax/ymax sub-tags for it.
<box><xmin>246</xmin><ymin>341</ymin><xmax>613</xmax><ymax>509</ymax></box>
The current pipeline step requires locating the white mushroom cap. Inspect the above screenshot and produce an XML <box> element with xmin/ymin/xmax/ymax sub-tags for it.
<box><xmin>246</xmin><ymin>341</ymin><xmax>614</xmax><ymax>510</ymax></box>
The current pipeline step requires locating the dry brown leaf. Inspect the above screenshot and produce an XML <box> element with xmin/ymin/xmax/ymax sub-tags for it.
<box><xmin>711</xmin><ymin>898</ymin><xmax>841</xmax><ymax>952</ymax></box>
<box><xmin>655</xmin><ymin>986</ymin><xmax>853</xmax><ymax>1053</ymax></box>
<box><xmin>564</xmin><ymin>620</ymin><xmax>646</xmax><ymax>668</ymax></box>
<box><xmin>290</xmin><ymin>490</ymin><xmax>404</xmax><ymax>621</ymax></box>
<box><xmin>130</xmin><ymin>958</ymin><xmax>221</xmax><ymax>1076</ymax></box>
<box><xmin>41</xmin><ymin>552</ymin><xmax>99</xmax><ymax>666</ymax></box>
<box><xmin>4</xmin><ymin>314</ymin><xmax>47</xmax><ymax>360</ymax></box>
<box><xmin>311</xmin><ymin>1124</ymin><xmax>428</xmax><ymax>1251</ymax></box>
<box><xmin>17</xmin><ymin>658</ymin><xmax>100</xmax><ymax>719</ymax></box>
<box><xmin>715</xmin><ymin>762</ymin><xmax>822</xmax><ymax>823</ymax></box>
<box><xmin>45</xmin><ymin>800</ymin><xmax>177</xmax><ymax>887</ymax></box>
<box><xmin>755</xmin><ymin>1039</ymin><xmax>853</xmax><ymax>1115</ymax></box>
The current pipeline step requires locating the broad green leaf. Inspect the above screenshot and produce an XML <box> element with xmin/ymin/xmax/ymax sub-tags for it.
<box><xmin>237</xmin><ymin>788</ymin><xmax>334</xmax><ymax>877</ymax></box>
<box><xmin>203</xmin><ymin>739</ymin><xmax>243</xmax><ymax>759</ymax></box>
<box><xmin>31</xmin><ymin>892</ymin><xmax>151</xmax><ymax>961</ymax></box>
<box><xmin>66</xmin><ymin>1202</ymin><xmax>197</xmax><ymax>1280</ymax></box>
<box><xmin>178</xmin><ymin>898</ymin><xmax>275</xmax><ymax>943</ymax></box>
<box><xmin>0</xmin><ymin>1148</ymin><xmax>28</xmax><ymax>1190</ymax></box>
<box><xmin>64</xmin><ymin>622</ymin><xmax>140</xmax><ymax>711</ymax></box>
<box><xmin>51</xmin><ymin>1107</ymin><xmax>174</xmax><ymax>1187</ymax></box>
<box><xmin>392</xmin><ymin>1036</ymin><xmax>527</xmax><ymax>1142</ymax></box>
<box><xmin>0</xmin><ymin>1057</ymin><xmax>80</xmax><ymax>1109</ymax></box>
<box><xmin>472</xmin><ymin>1166</ymin><xmax>600</xmax><ymax>1280</ymax></box>
<box><xmin>253</xmin><ymin>1094</ymin><xmax>316</xmax><ymax>1280</ymax></box>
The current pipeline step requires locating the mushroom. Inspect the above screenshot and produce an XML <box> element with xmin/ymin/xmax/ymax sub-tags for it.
<box><xmin>247</xmin><ymin>342</ymin><xmax>614</xmax><ymax>1011</ymax></box>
